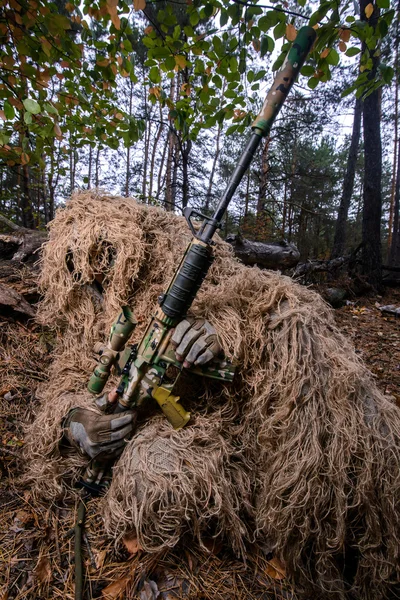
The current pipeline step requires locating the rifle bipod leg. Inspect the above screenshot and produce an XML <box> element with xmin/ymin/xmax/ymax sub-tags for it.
<box><xmin>74</xmin><ymin>497</ymin><xmax>87</xmax><ymax>600</ymax></box>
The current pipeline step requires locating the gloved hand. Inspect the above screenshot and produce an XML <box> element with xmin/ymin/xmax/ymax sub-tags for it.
<box><xmin>63</xmin><ymin>407</ymin><xmax>136</xmax><ymax>462</ymax></box>
<box><xmin>171</xmin><ymin>317</ymin><xmax>222</xmax><ymax>368</ymax></box>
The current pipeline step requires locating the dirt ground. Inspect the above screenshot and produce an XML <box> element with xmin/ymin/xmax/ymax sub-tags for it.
<box><xmin>1</xmin><ymin>262</ymin><xmax>400</xmax><ymax>599</ymax></box>
<box><xmin>334</xmin><ymin>287</ymin><xmax>400</xmax><ymax>406</ymax></box>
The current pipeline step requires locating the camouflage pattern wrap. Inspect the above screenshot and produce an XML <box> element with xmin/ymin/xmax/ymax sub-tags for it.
<box><xmin>88</xmin><ymin>306</ymin><xmax>137</xmax><ymax>395</ymax></box>
<box><xmin>109</xmin><ymin>303</ymin><xmax>235</xmax><ymax>430</ymax></box>
<box><xmin>88</xmin><ymin>241</ymin><xmax>236</xmax><ymax>430</ymax></box>
<box><xmin>251</xmin><ymin>26</ymin><xmax>316</xmax><ymax>136</ymax></box>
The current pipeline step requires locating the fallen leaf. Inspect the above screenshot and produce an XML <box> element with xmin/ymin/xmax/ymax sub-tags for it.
<box><xmin>140</xmin><ymin>580</ymin><xmax>159</xmax><ymax>600</ymax></box>
<box><xmin>102</xmin><ymin>576</ymin><xmax>130</xmax><ymax>599</ymax></box>
<box><xmin>95</xmin><ymin>549</ymin><xmax>108</xmax><ymax>569</ymax></box>
<box><xmin>122</xmin><ymin>531</ymin><xmax>142</xmax><ymax>555</ymax></box>
<box><xmin>265</xmin><ymin>556</ymin><xmax>286</xmax><ymax>580</ymax></box>
<box><xmin>35</xmin><ymin>555</ymin><xmax>51</xmax><ymax>584</ymax></box>
<box><xmin>15</xmin><ymin>510</ymin><xmax>33</xmax><ymax>524</ymax></box>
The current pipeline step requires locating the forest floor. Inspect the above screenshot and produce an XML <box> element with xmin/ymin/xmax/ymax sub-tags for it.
<box><xmin>334</xmin><ymin>287</ymin><xmax>400</xmax><ymax>405</ymax></box>
<box><xmin>1</xmin><ymin>263</ymin><xmax>400</xmax><ymax>599</ymax></box>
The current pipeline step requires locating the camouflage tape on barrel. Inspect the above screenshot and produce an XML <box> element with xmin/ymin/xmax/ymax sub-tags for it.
<box><xmin>251</xmin><ymin>26</ymin><xmax>316</xmax><ymax>137</ymax></box>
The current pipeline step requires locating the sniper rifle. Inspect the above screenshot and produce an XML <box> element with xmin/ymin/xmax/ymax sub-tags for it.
<box><xmin>84</xmin><ymin>25</ymin><xmax>317</xmax><ymax>492</ymax></box>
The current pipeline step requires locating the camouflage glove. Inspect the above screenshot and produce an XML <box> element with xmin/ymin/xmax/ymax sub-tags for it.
<box><xmin>63</xmin><ymin>407</ymin><xmax>136</xmax><ymax>462</ymax></box>
<box><xmin>171</xmin><ymin>317</ymin><xmax>222</xmax><ymax>368</ymax></box>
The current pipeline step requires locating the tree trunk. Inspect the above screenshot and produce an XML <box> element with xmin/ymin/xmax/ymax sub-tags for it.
<box><xmin>360</xmin><ymin>0</ymin><xmax>382</xmax><ymax>288</ymax></box>
<box><xmin>331</xmin><ymin>97</ymin><xmax>362</xmax><ymax>258</ymax></box>
<box><xmin>181</xmin><ymin>138</ymin><xmax>192</xmax><ymax>209</ymax></box>
<box><xmin>88</xmin><ymin>145</ymin><xmax>92</xmax><ymax>190</ymax></box>
<box><xmin>388</xmin><ymin>4</ymin><xmax>400</xmax><ymax>256</ymax></box>
<box><xmin>255</xmin><ymin>136</ymin><xmax>270</xmax><ymax>241</ymax></box>
<box><xmin>205</xmin><ymin>123</ymin><xmax>222</xmax><ymax>212</ymax></box>
<box><xmin>125</xmin><ymin>80</ymin><xmax>134</xmax><ymax>198</ymax></box>
<box><xmin>149</xmin><ymin>104</ymin><xmax>164</xmax><ymax>201</ymax></box>
<box><xmin>389</xmin><ymin>123</ymin><xmax>400</xmax><ymax>267</ymax></box>
<box><xmin>21</xmin><ymin>164</ymin><xmax>35</xmax><ymax>229</ymax></box>
<box><xmin>95</xmin><ymin>145</ymin><xmax>101</xmax><ymax>188</ymax></box>
<box><xmin>165</xmin><ymin>76</ymin><xmax>177</xmax><ymax>211</ymax></box>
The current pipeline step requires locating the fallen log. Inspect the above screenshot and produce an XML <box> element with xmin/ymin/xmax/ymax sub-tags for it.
<box><xmin>378</xmin><ymin>304</ymin><xmax>400</xmax><ymax>317</ymax></box>
<box><xmin>226</xmin><ymin>233</ymin><xmax>300</xmax><ymax>270</ymax></box>
<box><xmin>0</xmin><ymin>281</ymin><xmax>36</xmax><ymax>317</ymax></box>
<box><xmin>0</xmin><ymin>213</ymin><xmax>46</xmax><ymax>263</ymax></box>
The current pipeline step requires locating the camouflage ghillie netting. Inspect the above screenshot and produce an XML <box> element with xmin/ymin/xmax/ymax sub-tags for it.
<box><xmin>25</xmin><ymin>190</ymin><xmax>400</xmax><ymax>599</ymax></box>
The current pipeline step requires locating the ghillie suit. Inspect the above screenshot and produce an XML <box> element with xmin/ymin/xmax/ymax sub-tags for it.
<box><xmin>25</xmin><ymin>191</ymin><xmax>400</xmax><ymax>599</ymax></box>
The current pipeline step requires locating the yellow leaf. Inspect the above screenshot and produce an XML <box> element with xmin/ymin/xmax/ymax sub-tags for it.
<box><xmin>174</xmin><ymin>55</ymin><xmax>187</xmax><ymax>69</ymax></box>
<box><xmin>320</xmin><ymin>48</ymin><xmax>330</xmax><ymax>59</ymax></box>
<box><xmin>365</xmin><ymin>3</ymin><xmax>374</xmax><ymax>18</ymax></box>
<box><xmin>286</xmin><ymin>24</ymin><xmax>297</xmax><ymax>42</ymax></box>
<box><xmin>122</xmin><ymin>531</ymin><xmax>142</xmax><ymax>554</ymax></box>
<box><xmin>115</xmin><ymin>112</ymin><xmax>124</xmax><ymax>120</ymax></box>
<box><xmin>339</xmin><ymin>41</ymin><xmax>347</xmax><ymax>52</ymax></box>
<box><xmin>21</xmin><ymin>153</ymin><xmax>30</xmax><ymax>165</ymax></box>
<box><xmin>133</xmin><ymin>0</ymin><xmax>146</xmax><ymax>10</ymax></box>
<box><xmin>121</xmin><ymin>69</ymin><xmax>129</xmax><ymax>78</ymax></box>
<box><xmin>111</xmin><ymin>13</ymin><xmax>120</xmax><ymax>29</ymax></box>
<box><xmin>149</xmin><ymin>86</ymin><xmax>161</xmax><ymax>98</ymax></box>
<box><xmin>339</xmin><ymin>27</ymin><xmax>350</xmax><ymax>42</ymax></box>
<box><xmin>101</xmin><ymin>577</ymin><xmax>130</xmax><ymax>599</ymax></box>
<box><xmin>101</xmin><ymin>133</ymin><xmax>107</xmax><ymax>140</ymax></box>
<box><xmin>0</xmin><ymin>110</ymin><xmax>5</xmax><ymax>121</ymax></box>
<box><xmin>54</xmin><ymin>123</ymin><xmax>62</xmax><ymax>139</ymax></box>
<box><xmin>97</xmin><ymin>58</ymin><xmax>110</xmax><ymax>67</ymax></box>
<box><xmin>65</xmin><ymin>2</ymin><xmax>74</xmax><ymax>11</ymax></box>
<box><xmin>144</xmin><ymin>25</ymin><xmax>153</xmax><ymax>34</ymax></box>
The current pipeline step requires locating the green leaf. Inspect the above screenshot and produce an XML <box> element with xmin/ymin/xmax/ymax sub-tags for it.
<box><xmin>44</xmin><ymin>102</ymin><xmax>58</xmax><ymax>115</ymax></box>
<box><xmin>3</xmin><ymin>101</ymin><xmax>14</xmax><ymax>120</ymax></box>
<box><xmin>151</xmin><ymin>47</ymin><xmax>171</xmax><ymax>59</ymax></box>
<box><xmin>247</xmin><ymin>70</ymin><xmax>255</xmax><ymax>83</ymax></box>
<box><xmin>149</xmin><ymin>66</ymin><xmax>161</xmax><ymax>83</ymax></box>
<box><xmin>254</xmin><ymin>69</ymin><xmax>267</xmax><ymax>81</ymax></box>
<box><xmin>220</xmin><ymin>10</ymin><xmax>228</xmax><ymax>27</ymax></box>
<box><xmin>346</xmin><ymin>47</ymin><xmax>361</xmax><ymax>57</ymax></box>
<box><xmin>165</xmin><ymin>55</ymin><xmax>175</xmax><ymax>70</ymax></box>
<box><xmin>301</xmin><ymin>65</ymin><xmax>315</xmax><ymax>76</ymax></box>
<box><xmin>230</xmin><ymin>56</ymin><xmax>238</xmax><ymax>72</ymax></box>
<box><xmin>23</xmin><ymin>98</ymin><xmax>41</xmax><ymax>114</ymax></box>
<box><xmin>326</xmin><ymin>48</ymin><xmax>339</xmax><ymax>66</ymax></box>
<box><xmin>376</xmin><ymin>0</ymin><xmax>390</xmax><ymax>8</ymax></box>
<box><xmin>341</xmin><ymin>85</ymin><xmax>356</xmax><ymax>97</ymax></box>
<box><xmin>261</xmin><ymin>35</ymin><xmax>274</xmax><ymax>56</ymax></box>
<box><xmin>226</xmin><ymin>124</ymin><xmax>238</xmax><ymax>135</ymax></box>
<box><xmin>24</xmin><ymin>111</ymin><xmax>32</xmax><ymax>124</ymax></box>
<box><xmin>258</xmin><ymin>15</ymin><xmax>271</xmax><ymax>32</ymax></box>
<box><xmin>273</xmin><ymin>21</ymin><xmax>286</xmax><ymax>40</ymax></box>
<box><xmin>190</xmin><ymin>11</ymin><xmax>199</xmax><ymax>26</ymax></box>
<box><xmin>307</xmin><ymin>77</ymin><xmax>319</xmax><ymax>89</ymax></box>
